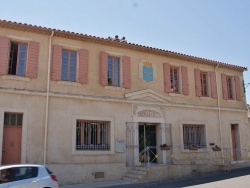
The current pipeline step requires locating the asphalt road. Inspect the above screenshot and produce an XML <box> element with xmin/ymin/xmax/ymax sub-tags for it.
<box><xmin>112</xmin><ymin>166</ymin><xmax>250</xmax><ymax>188</ymax></box>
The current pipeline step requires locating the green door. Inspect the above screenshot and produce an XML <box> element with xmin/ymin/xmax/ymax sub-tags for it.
<box><xmin>139</xmin><ymin>124</ymin><xmax>157</xmax><ymax>163</ymax></box>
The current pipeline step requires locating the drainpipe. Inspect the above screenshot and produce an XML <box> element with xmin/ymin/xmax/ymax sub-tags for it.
<box><xmin>43</xmin><ymin>31</ymin><xmax>54</xmax><ymax>165</ymax></box>
<box><xmin>215</xmin><ymin>64</ymin><xmax>224</xmax><ymax>165</ymax></box>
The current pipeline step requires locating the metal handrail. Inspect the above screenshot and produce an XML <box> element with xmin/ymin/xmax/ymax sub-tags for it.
<box><xmin>127</xmin><ymin>146</ymin><xmax>249</xmax><ymax>167</ymax></box>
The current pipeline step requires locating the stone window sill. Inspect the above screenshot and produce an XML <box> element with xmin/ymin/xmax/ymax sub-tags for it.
<box><xmin>2</xmin><ymin>75</ymin><xmax>30</xmax><ymax>82</ymax></box>
<box><xmin>105</xmin><ymin>86</ymin><xmax>125</xmax><ymax>91</ymax></box>
<box><xmin>57</xmin><ymin>81</ymin><xmax>81</xmax><ymax>87</ymax></box>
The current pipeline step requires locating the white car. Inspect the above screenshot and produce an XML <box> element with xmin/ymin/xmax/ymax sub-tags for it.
<box><xmin>0</xmin><ymin>164</ymin><xmax>59</xmax><ymax>188</ymax></box>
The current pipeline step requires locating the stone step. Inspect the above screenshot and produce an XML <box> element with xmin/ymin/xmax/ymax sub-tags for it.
<box><xmin>132</xmin><ymin>167</ymin><xmax>148</xmax><ymax>171</ymax></box>
<box><xmin>123</xmin><ymin>167</ymin><xmax>148</xmax><ymax>183</ymax></box>
<box><xmin>128</xmin><ymin>169</ymin><xmax>147</xmax><ymax>175</ymax></box>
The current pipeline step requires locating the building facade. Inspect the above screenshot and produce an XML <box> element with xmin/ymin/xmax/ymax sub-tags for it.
<box><xmin>0</xmin><ymin>20</ymin><xmax>249</xmax><ymax>185</ymax></box>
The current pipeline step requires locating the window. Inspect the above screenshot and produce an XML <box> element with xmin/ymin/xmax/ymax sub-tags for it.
<box><xmin>76</xmin><ymin>120</ymin><xmax>110</xmax><ymax>151</ymax></box>
<box><xmin>108</xmin><ymin>56</ymin><xmax>119</xmax><ymax>86</ymax></box>
<box><xmin>8</xmin><ymin>42</ymin><xmax>27</xmax><ymax>76</ymax></box>
<box><xmin>183</xmin><ymin>124</ymin><xmax>205</xmax><ymax>149</ymax></box>
<box><xmin>4</xmin><ymin>113</ymin><xmax>23</xmax><ymax>126</ymax></box>
<box><xmin>195</xmin><ymin>69</ymin><xmax>217</xmax><ymax>98</ymax></box>
<box><xmin>164</xmin><ymin>63</ymin><xmax>189</xmax><ymax>95</ymax></box>
<box><xmin>170</xmin><ymin>67</ymin><xmax>179</xmax><ymax>93</ymax></box>
<box><xmin>61</xmin><ymin>50</ymin><xmax>77</xmax><ymax>81</ymax></box>
<box><xmin>221</xmin><ymin>74</ymin><xmax>241</xmax><ymax>101</ymax></box>
<box><xmin>200</xmin><ymin>72</ymin><xmax>208</xmax><ymax>96</ymax></box>
<box><xmin>226</xmin><ymin>76</ymin><xmax>233</xmax><ymax>99</ymax></box>
<box><xmin>100</xmin><ymin>52</ymin><xmax>130</xmax><ymax>89</ymax></box>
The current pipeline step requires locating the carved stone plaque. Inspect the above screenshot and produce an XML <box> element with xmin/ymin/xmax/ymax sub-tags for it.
<box><xmin>137</xmin><ymin>110</ymin><xmax>161</xmax><ymax>118</ymax></box>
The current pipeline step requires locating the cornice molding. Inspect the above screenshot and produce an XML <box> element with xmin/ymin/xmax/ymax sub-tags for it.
<box><xmin>0</xmin><ymin>87</ymin><xmax>247</xmax><ymax>113</ymax></box>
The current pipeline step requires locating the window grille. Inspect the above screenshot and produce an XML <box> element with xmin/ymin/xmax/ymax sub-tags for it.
<box><xmin>4</xmin><ymin>112</ymin><xmax>23</xmax><ymax>126</ymax></box>
<box><xmin>183</xmin><ymin>124</ymin><xmax>205</xmax><ymax>149</ymax></box>
<box><xmin>76</xmin><ymin>120</ymin><xmax>110</xmax><ymax>151</ymax></box>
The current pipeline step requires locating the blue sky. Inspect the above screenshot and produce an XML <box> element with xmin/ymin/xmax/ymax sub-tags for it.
<box><xmin>1</xmin><ymin>0</ymin><xmax>249</xmax><ymax>103</ymax></box>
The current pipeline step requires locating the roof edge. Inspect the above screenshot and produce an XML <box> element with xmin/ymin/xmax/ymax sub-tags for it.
<box><xmin>0</xmin><ymin>19</ymin><xmax>247</xmax><ymax>72</ymax></box>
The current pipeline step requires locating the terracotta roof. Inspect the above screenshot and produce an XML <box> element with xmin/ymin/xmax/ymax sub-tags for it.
<box><xmin>0</xmin><ymin>19</ymin><xmax>247</xmax><ymax>71</ymax></box>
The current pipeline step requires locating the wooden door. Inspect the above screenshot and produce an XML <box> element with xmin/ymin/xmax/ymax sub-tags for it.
<box><xmin>2</xmin><ymin>126</ymin><xmax>22</xmax><ymax>164</ymax></box>
<box><xmin>231</xmin><ymin>125</ymin><xmax>237</xmax><ymax>161</ymax></box>
<box><xmin>2</xmin><ymin>113</ymin><xmax>23</xmax><ymax>165</ymax></box>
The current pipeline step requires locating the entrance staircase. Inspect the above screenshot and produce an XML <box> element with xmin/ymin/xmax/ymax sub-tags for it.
<box><xmin>123</xmin><ymin>166</ymin><xmax>148</xmax><ymax>183</ymax></box>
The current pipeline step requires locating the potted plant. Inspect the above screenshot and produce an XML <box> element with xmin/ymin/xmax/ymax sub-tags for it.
<box><xmin>159</xmin><ymin>144</ymin><xmax>171</xmax><ymax>150</ymax></box>
<box><xmin>212</xmin><ymin>145</ymin><xmax>221</xmax><ymax>151</ymax></box>
<box><xmin>189</xmin><ymin>145</ymin><xmax>198</xmax><ymax>151</ymax></box>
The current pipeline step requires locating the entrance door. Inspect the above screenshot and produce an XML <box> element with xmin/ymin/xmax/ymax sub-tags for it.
<box><xmin>231</xmin><ymin>124</ymin><xmax>239</xmax><ymax>161</ymax></box>
<box><xmin>2</xmin><ymin>113</ymin><xmax>23</xmax><ymax>165</ymax></box>
<box><xmin>139</xmin><ymin>124</ymin><xmax>156</xmax><ymax>163</ymax></box>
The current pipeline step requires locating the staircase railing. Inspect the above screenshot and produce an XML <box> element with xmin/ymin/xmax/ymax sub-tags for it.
<box><xmin>126</xmin><ymin>146</ymin><xmax>249</xmax><ymax>167</ymax></box>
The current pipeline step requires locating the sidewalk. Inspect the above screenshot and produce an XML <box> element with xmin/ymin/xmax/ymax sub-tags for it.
<box><xmin>60</xmin><ymin>179</ymin><xmax>132</xmax><ymax>188</ymax></box>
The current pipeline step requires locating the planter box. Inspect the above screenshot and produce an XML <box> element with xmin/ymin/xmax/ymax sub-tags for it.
<box><xmin>189</xmin><ymin>146</ymin><xmax>198</xmax><ymax>151</ymax></box>
<box><xmin>160</xmin><ymin>146</ymin><xmax>171</xmax><ymax>150</ymax></box>
<box><xmin>212</xmin><ymin>147</ymin><xmax>221</xmax><ymax>151</ymax></box>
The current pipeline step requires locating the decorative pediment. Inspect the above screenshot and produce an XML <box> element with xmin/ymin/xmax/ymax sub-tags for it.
<box><xmin>124</xmin><ymin>89</ymin><xmax>171</xmax><ymax>103</ymax></box>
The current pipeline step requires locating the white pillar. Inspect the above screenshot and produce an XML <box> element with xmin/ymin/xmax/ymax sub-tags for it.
<box><xmin>161</xmin><ymin>123</ymin><xmax>167</xmax><ymax>164</ymax></box>
<box><xmin>133</xmin><ymin>122</ymin><xmax>139</xmax><ymax>166</ymax></box>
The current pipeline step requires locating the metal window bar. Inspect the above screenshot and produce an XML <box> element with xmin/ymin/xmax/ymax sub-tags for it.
<box><xmin>4</xmin><ymin>112</ymin><xmax>23</xmax><ymax>126</ymax></box>
<box><xmin>76</xmin><ymin>120</ymin><xmax>110</xmax><ymax>151</ymax></box>
<box><xmin>183</xmin><ymin>125</ymin><xmax>205</xmax><ymax>149</ymax></box>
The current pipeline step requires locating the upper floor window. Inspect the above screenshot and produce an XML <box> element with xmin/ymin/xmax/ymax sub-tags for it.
<box><xmin>163</xmin><ymin>63</ymin><xmax>189</xmax><ymax>95</ymax></box>
<box><xmin>194</xmin><ymin>69</ymin><xmax>217</xmax><ymax>99</ymax></box>
<box><xmin>221</xmin><ymin>74</ymin><xmax>242</xmax><ymax>101</ymax></box>
<box><xmin>8</xmin><ymin>42</ymin><xmax>27</xmax><ymax>76</ymax></box>
<box><xmin>170</xmin><ymin>67</ymin><xmax>179</xmax><ymax>93</ymax></box>
<box><xmin>108</xmin><ymin>56</ymin><xmax>120</xmax><ymax>86</ymax></box>
<box><xmin>100</xmin><ymin>51</ymin><xmax>130</xmax><ymax>89</ymax></box>
<box><xmin>0</xmin><ymin>36</ymin><xmax>39</xmax><ymax>78</ymax></box>
<box><xmin>200</xmin><ymin>72</ymin><xmax>208</xmax><ymax>96</ymax></box>
<box><xmin>51</xmin><ymin>45</ymin><xmax>89</xmax><ymax>84</ymax></box>
<box><xmin>61</xmin><ymin>50</ymin><xmax>77</xmax><ymax>82</ymax></box>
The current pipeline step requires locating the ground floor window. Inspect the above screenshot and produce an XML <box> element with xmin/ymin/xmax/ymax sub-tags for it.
<box><xmin>76</xmin><ymin>120</ymin><xmax>110</xmax><ymax>151</ymax></box>
<box><xmin>183</xmin><ymin>124</ymin><xmax>206</xmax><ymax>149</ymax></box>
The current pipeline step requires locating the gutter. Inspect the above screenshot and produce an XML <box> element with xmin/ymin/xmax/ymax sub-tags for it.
<box><xmin>215</xmin><ymin>64</ymin><xmax>224</xmax><ymax>164</ymax></box>
<box><xmin>43</xmin><ymin>31</ymin><xmax>54</xmax><ymax>165</ymax></box>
